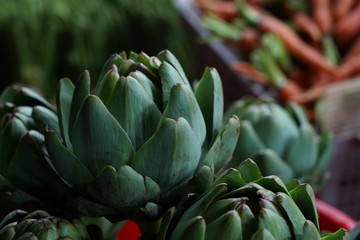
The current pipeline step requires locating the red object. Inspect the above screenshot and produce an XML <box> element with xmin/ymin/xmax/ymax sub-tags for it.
<box><xmin>117</xmin><ymin>199</ymin><xmax>357</xmax><ymax>239</ymax></box>
<box><xmin>117</xmin><ymin>221</ymin><xmax>141</xmax><ymax>240</ymax></box>
<box><xmin>316</xmin><ymin>198</ymin><xmax>357</xmax><ymax>232</ymax></box>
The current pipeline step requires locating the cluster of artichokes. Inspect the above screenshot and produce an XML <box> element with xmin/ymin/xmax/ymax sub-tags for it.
<box><xmin>224</xmin><ymin>97</ymin><xmax>333</xmax><ymax>187</ymax></box>
<box><xmin>0</xmin><ymin>50</ymin><xmax>351</xmax><ymax>239</ymax></box>
<box><xmin>157</xmin><ymin>160</ymin><xmax>348</xmax><ymax>240</ymax></box>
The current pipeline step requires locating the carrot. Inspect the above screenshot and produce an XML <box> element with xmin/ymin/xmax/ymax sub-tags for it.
<box><xmin>200</xmin><ymin>1</ymin><xmax>238</xmax><ymax>21</ymax></box>
<box><xmin>231</xmin><ymin>61</ymin><xmax>270</xmax><ymax>85</ymax></box>
<box><xmin>335</xmin><ymin>54</ymin><xmax>360</xmax><ymax>81</ymax></box>
<box><xmin>231</xmin><ymin>62</ymin><xmax>304</xmax><ymax>103</ymax></box>
<box><xmin>260</xmin><ymin>15</ymin><xmax>335</xmax><ymax>73</ymax></box>
<box><xmin>333</xmin><ymin>0</ymin><xmax>355</xmax><ymax>22</ymax></box>
<box><xmin>311</xmin><ymin>0</ymin><xmax>333</xmax><ymax>34</ymax></box>
<box><xmin>342</xmin><ymin>37</ymin><xmax>360</xmax><ymax>64</ymax></box>
<box><xmin>287</xmin><ymin>67</ymin><xmax>309</xmax><ymax>88</ymax></box>
<box><xmin>333</xmin><ymin>3</ymin><xmax>360</xmax><ymax>46</ymax></box>
<box><xmin>292</xmin><ymin>13</ymin><xmax>322</xmax><ymax>43</ymax></box>
<box><xmin>288</xmin><ymin>85</ymin><xmax>326</xmax><ymax>104</ymax></box>
<box><xmin>279</xmin><ymin>80</ymin><xmax>303</xmax><ymax>102</ymax></box>
<box><xmin>195</xmin><ymin>0</ymin><xmax>210</xmax><ymax>9</ymax></box>
<box><xmin>311</xmin><ymin>69</ymin><xmax>331</xmax><ymax>87</ymax></box>
<box><xmin>238</xmin><ymin>28</ymin><xmax>259</xmax><ymax>53</ymax></box>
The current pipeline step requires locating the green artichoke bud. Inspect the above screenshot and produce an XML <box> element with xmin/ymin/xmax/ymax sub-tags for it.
<box><xmin>156</xmin><ymin>159</ymin><xmax>349</xmax><ymax>240</ymax></box>
<box><xmin>0</xmin><ymin>209</ymin><xmax>90</xmax><ymax>239</ymax></box>
<box><xmin>0</xmin><ymin>85</ymin><xmax>68</xmax><ymax>217</ymax></box>
<box><xmin>224</xmin><ymin>97</ymin><xmax>333</xmax><ymax>186</ymax></box>
<box><xmin>44</xmin><ymin>50</ymin><xmax>240</xmax><ymax>218</ymax></box>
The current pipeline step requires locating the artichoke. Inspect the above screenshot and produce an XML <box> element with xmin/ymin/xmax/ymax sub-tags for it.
<box><xmin>44</xmin><ymin>50</ymin><xmax>240</xmax><ymax>218</ymax></box>
<box><xmin>224</xmin><ymin>97</ymin><xmax>333</xmax><ymax>186</ymax></box>
<box><xmin>156</xmin><ymin>159</ymin><xmax>349</xmax><ymax>240</ymax></box>
<box><xmin>0</xmin><ymin>210</ymin><xmax>90</xmax><ymax>239</ymax></box>
<box><xmin>0</xmin><ymin>85</ymin><xmax>68</xmax><ymax>217</ymax></box>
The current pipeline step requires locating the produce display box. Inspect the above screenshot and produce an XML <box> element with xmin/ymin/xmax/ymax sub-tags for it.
<box><xmin>174</xmin><ymin>0</ymin><xmax>276</xmax><ymax>109</ymax></box>
<box><xmin>318</xmin><ymin>137</ymin><xmax>360</xmax><ymax>220</ymax></box>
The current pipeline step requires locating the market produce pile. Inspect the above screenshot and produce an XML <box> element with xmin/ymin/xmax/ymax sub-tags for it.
<box><xmin>197</xmin><ymin>0</ymin><xmax>360</xmax><ymax>114</ymax></box>
<box><xmin>0</xmin><ymin>50</ymin><xmax>352</xmax><ymax>239</ymax></box>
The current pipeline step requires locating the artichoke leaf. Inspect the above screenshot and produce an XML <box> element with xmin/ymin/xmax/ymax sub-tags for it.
<box><xmin>96</xmin><ymin>53</ymin><xmax>122</xmax><ymax>89</ymax></box>
<box><xmin>45</xmin><ymin>130</ymin><xmax>94</xmax><ymax>189</ymax></box>
<box><xmin>289</xmin><ymin>184</ymin><xmax>319</xmax><ymax>229</ymax></box>
<box><xmin>87</xmin><ymin>165</ymin><xmax>160</xmax><ymax>214</ymax></box>
<box><xmin>254</xmin><ymin>176</ymin><xmax>289</xmax><ymax>195</ymax></box>
<box><xmin>68</xmin><ymin>70</ymin><xmax>91</xmax><ymax>138</ymax></box>
<box><xmin>132</xmin><ymin>118</ymin><xmax>202</xmax><ymax>192</ymax></box>
<box><xmin>161</xmin><ymin>83</ymin><xmax>206</xmax><ymax>144</ymax></box>
<box><xmin>157</xmin><ymin>207</ymin><xmax>175</xmax><ymax>240</ymax></box>
<box><xmin>303</xmin><ymin>220</ymin><xmax>321</xmax><ymax>240</ymax></box>
<box><xmin>268</xmin><ymin>102</ymin><xmax>299</xmax><ymax>139</ymax></box>
<box><xmin>276</xmin><ymin>192</ymin><xmax>307</xmax><ymax>240</ymax></box>
<box><xmin>239</xmin><ymin>104</ymin><xmax>263</xmax><ymax>125</ymax></box>
<box><xmin>6</xmin><ymin>131</ymin><xmax>67</xmax><ymax>198</ymax></box>
<box><xmin>285</xmin><ymin>123</ymin><xmax>318</xmax><ymax>177</ymax></box>
<box><xmin>252</xmin><ymin>149</ymin><xmax>294</xmax><ymax>182</ymax></box>
<box><xmin>35</xmin><ymin>228</ymin><xmax>59</xmax><ymax>239</ymax></box>
<box><xmin>250</xmin><ymin>229</ymin><xmax>276</xmax><ymax>240</ymax></box>
<box><xmin>0</xmin><ymin>86</ymin><xmax>54</xmax><ymax>111</ymax></box>
<box><xmin>118</xmin><ymin>59</ymin><xmax>137</xmax><ymax>76</ymax></box>
<box><xmin>166</xmin><ymin>166</ymin><xmax>214</xmax><ymax>204</ymax></box>
<box><xmin>202</xmin><ymin>198</ymin><xmax>242</xmax><ymax>223</ymax></box>
<box><xmin>221</xmin><ymin>183</ymin><xmax>265</xmax><ymax>200</ymax></box>
<box><xmin>94</xmin><ymin>67</ymin><xmax>119</xmax><ymax>106</ymax></box>
<box><xmin>32</xmin><ymin>106</ymin><xmax>60</xmax><ymax>136</ymax></box>
<box><xmin>230</xmin><ymin>120</ymin><xmax>266</xmax><ymax>168</ymax></box>
<box><xmin>214</xmin><ymin>168</ymin><xmax>246</xmax><ymax>190</ymax></box>
<box><xmin>130</xmin><ymin>71</ymin><xmax>162</xmax><ymax>110</ymax></box>
<box><xmin>56</xmin><ymin>78</ymin><xmax>75</xmax><ymax>149</ymax></box>
<box><xmin>205</xmin><ymin>210</ymin><xmax>242</xmax><ymax>240</ymax></box>
<box><xmin>159</xmin><ymin>62</ymin><xmax>188</xmax><ymax>107</ymax></box>
<box><xmin>169</xmin><ymin>217</ymin><xmax>205</xmax><ymax>240</ymax></box>
<box><xmin>285</xmin><ymin>179</ymin><xmax>301</xmax><ymax>192</ymax></box>
<box><xmin>134</xmin><ymin>52</ymin><xmax>159</xmax><ymax>77</ymax></box>
<box><xmin>257</xmin><ymin>208</ymin><xmax>292</xmax><ymax>240</ymax></box>
<box><xmin>0</xmin><ymin>226</ymin><xmax>15</xmax><ymax>239</ymax></box>
<box><xmin>157</xmin><ymin>50</ymin><xmax>191</xmax><ymax>89</ymax></box>
<box><xmin>105</xmin><ymin>76</ymin><xmax>162</xmax><ymax>150</ymax></box>
<box><xmin>71</xmin><ymin>95</ymin><xmax>135</xmax><ymax>175</ymax></box>
<box><xmin>0</xmin><ymin>118</ymin><xmax>27</xmax><ymax>172</ymax></box>
<box><xmin>179</xmin><ymin>184</ymin><xmax>227</xmax><ymax>223</ymax></box>
<box><xmin>223</xmin><ymin>100</ymin><xmax>247</xmax><ymax>123</ymax></box>
<box><xmin>255</xmin><ymin>111</ymin><xmax>297</xmax><ymax>157</ymax></box>
<box><xmin>287</xmin><ymin>103</ymin><xmax>309</xmax><ymax>126</ymax></box>
<box><xmin>239</xmin><ymin>204</ymin><xmax>257</xmax><ymax>239</ymax></box>
<box><xmin>202</xmin><ymin>116</ymin><xmax>240</xmax><ymax>172</ymax></box>
<box><xmin>236</xmin><ymin>159</ymin><xmax>263</xmax><ymax>183</ymax></box>
<box><xmin>194</xmin><ymin>67</ymin><xmax>224</xmax><ymax>144</ymax></box>
<box><xmin>322</xmin><ymin>228</ymin><xmax>349</xmax><ymax>240</ymax></box>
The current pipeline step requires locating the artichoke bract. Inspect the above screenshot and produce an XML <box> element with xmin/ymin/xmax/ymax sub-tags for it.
<box><xmin>0</xmin><ymin>210</ymin><xmax>89</xmax><ymax>239</ymax></box>
<box><xmin>224</xmin><ymin>97</ymin><xmax>333</xmax><ymax>186</ymax></box>
<box><xmin>157</xmin><ymin>159</ymin><xmax>348</xmax><ymax>240</ymax></box>
<box><xmin>44</xmin><ymin>50</ymin><xmax>240</xmax><ymax>217</ymax></box>
<box><xmin>0</xmin><ymin>86</ymin><xmax>68</xmax><ymax>216</ymax></box>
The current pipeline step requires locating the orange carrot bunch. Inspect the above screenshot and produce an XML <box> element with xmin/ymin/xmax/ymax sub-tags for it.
<box><xmin>196</xmin><ymin>0</ymin><xmax>360</xmax><ymax>115</ymax></box>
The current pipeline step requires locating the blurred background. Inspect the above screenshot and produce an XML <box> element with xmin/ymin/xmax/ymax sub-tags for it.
<box><xmin>0</xmin><ymin>0</ymin><xmax>194</xmax><ymax>99</ymax></box>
